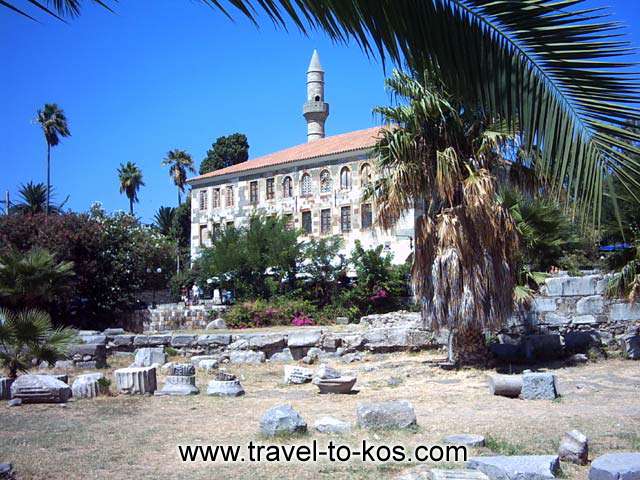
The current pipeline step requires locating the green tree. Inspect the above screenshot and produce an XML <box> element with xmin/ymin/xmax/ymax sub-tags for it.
<box><xmin>199</xmin><ymin>133</ymin><xmax>249</xmax><ymax>175</ymax></box>
<box><xmin>10</xmin><ymin>182</ymin><xmax>68</xmax><ymax>215</ymax></box>
<box><xmin>117</xmin><ymin>161</ymin><xmax>145</xmax><ymax>215</ymax></box>
<box><xmin>300</xmin><ymin>236</ymin><xmax>346</xmax><ymax>307</ymax></box>
<box><xmin>366</xmin><ymin>69</ymin><xmax>519</xmax><ymax>365</ymax></box>
<box><xmin>0</xmin><ymin>248</ymin><xmax>74</xmax><ymax>311</ymax></box>
<box><xmin>162</xmin><ymin>149</ymin><xmax>195</xmax><ymax>205</ymax></box>
<box><xmin>36</xmin><ymin>103</ymin><xmax>70</xmax><ymax>216</ymax></box>
<box><xmin>0</xmin><ymin>308</ymin><xmax>77</xmax><ymax>379</ymax></box>
<box><xmin>154</xmin><ymin>206</ymin><xmax>176</xmax><ymax>236</ymax></box>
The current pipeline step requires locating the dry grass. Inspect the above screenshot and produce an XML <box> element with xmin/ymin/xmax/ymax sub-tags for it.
<box><xmin>1</xmin><ymin>352</ymin><xmax>639</xmax><ymax>480</ymax></box>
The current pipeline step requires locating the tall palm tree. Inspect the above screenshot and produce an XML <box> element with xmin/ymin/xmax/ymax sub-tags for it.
<box><xmin>117</xmin><ymin>162</ymin><xmax>145</xmax><ymax>215</ymax></box>
<box><xmin>10</xmin><ymin>182</ymin><xmax>68</xmax><ymax>215</ymax></box>
<box><xmin>36</xmin><ymin>103</ymin><xmax>70</xmax><ymax>216</ymax></box>
<box><xmin>365</xmin><ymin>69</ymin><xmax>519</xmax><ymax>365</ymax></box>
<box><xmin>154</xmin><ymin>206</ymin><xmax>176</xmax><ymax>236</ymax></box>
<box><xmin>162</xmin><ymin>149</ymin><xmax>195</xmax><ymax>205</ymax></box>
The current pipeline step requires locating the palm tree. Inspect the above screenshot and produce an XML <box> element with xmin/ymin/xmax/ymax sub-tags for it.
<box><xmin>154</xmin><ymin>206</ymin><xmax>176</xmax><ymax>236</ymax></box>
<box><xmin>117</xmin><ymin>162</ymin><xmax>145</xmax><ymax>215</ymax></box>
<box><xmin>10</xmin><ymin>182</ymin><xmax>69</xmax><ymax>215</ymax></box>
<box><xmin>0</xmin><ymin>248</ymin><xmax>74</xmax><ymax>311</ymax></box>
<box><xmin>162</xmin><ymin>149</ymin><xmax>195</xmax><ymax>205</ymax></box>
<box><xmin>36</xmin><ymin>103</ymin><xmax>70</xmax><ymax>216</ymax></box>
<box><xmin>0</xmin><ymin>308</ymin><xmax>77</xmax><ymax>379</ymax></box>
<box><xmin>365</xmin><ymin>69</ymin><xmax>519</xmax><ymax>365</ymax></box>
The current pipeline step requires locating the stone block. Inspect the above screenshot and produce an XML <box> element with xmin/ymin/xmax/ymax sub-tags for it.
<box><xmin>114</xmin><ymin>366</ymin><xmax>157</xmax><ymax>394</ymax></box>
<box><xmin>229</xmin><ymin>350</ymin><xmax>265</xmax><ymax>364</ymax></box>
<box><xmin>356</xmin><ymin>400</ymin><xmax>417</xmax><ymax>430</ymax></box>
<box><xmin>79</xmin><ymin>334</ymin><xmax>107</xmax><ymax>345</ymax></box>
<box><xmin>335</xmin><ymin>317</ymin><xmax>349</xmax><ymax>325</ymax></box>
<box><xmin>0</xmin><ymin>377</ymin><xmax>13</xmax><ymax>400</ymax></box>
<box><xmin>589</xmin><ymin>452</ymin><xmax>640</xmax><ymax>480</ymax></box>
<box><xmin>147</xmin><ymin>335</ymin><xmax>171</xmax><ymax>346</ymax></box>
<box><xmin>564</xmin><ymin>331</ymin><xmax>600</xmax><ymax>352</ymax></box>
<box><xmin>576</xmin><ymin>296</ymin><xmax>605</xmax><ymax>315</ymax></box>
<box><xmin>610</xmin><ymin>303</ymin><xmax>640</xmax><ymax>322</ymax></box>
<box><xmin>206</xmin><ymin>318</ymin><xmax>227</xmax><ymax>330</ymax></box>
<box><xmin>467</xmin><ymin>455</ymin><xmax>560</xmax><ymax>480</ymax></box>
<box><xmin>112</xmin><ymin>335</ymin><xmax>135</xmax><ymax>347</ymax></box>
<box><xmin>287</xmin><ymin>330</ymin><xmax>322</xmax><ymax>348</ymax></box>
<box><xmin>314</xmin><ymin>416</ymin><xmax>351</xmax><ymax>434</ymax></box>
<box><xmin>532</xmin><ymin>298</ymin><xmax>558</xmax><ymax>313</ymax></box>
<box><xmin>542</xmin><ymin>313</ymin><xmax>571</xmax><ymax>326</ymax></box>
<box><xmin>133</xmin><ymin>335</ymin><xmax>149</xmax><ymax>346</ymax></box>
<box><xmin>103</xmin><ymin>328</ymin><xmax>126</xmax><ymax>336</ymax></box>
<box><xmin>156</xmin><ymin>372</ymin><xmax>199</xmax><ymax>396</ymax></box>
<box><xmin>259</xmin><ymin>404</ymin><xmax>307</xmax><ymax>437</ymax></box>
<box><xmin>10</xmin><ymin>374</ymin><xmax>72</xmax><ymax>403</ymax></box>
<box><xmin>622</xmin><ymin>334</ymin><xmax>640</xmax><ymax>360</ymax></box>
<box><xmin>133</xmin><ymin>347</ymin><xmax>166</xmax><ymax>367</ymax></box>
<box><xmin>558</xmin><ymin>430</ymin><xmax>588</xmax><ymax>465</ymax></box>
<box><xmin>71</xmin><ymin>373</ymin><xmax>105</xmax><ymax>399</ymax></box>
<box><xmin>269</xmin><ymin>348</ymin><xmax>294</xmax><ymax>363</ymax></box>
<box><xmin>521</xmin><ymin>373</ymin><xmax>557</xmax><ymax>400</ymax></box>
<box><xmin>444</xmin><ymin>434</ymin><xmax>486</xmax><ymax>448</ymax></box>
<box><xmin>573</xmin><ymin>315</ymin><xmax>598</xmax><ymax>325</ymax></box>
<box><xmin>170</xmin><ymin>335</ymin><xmax>197</xmax><ymax>348</ymax></box>
<box><xmin>196</xmin><ymin>334</ymin><xmax>232</xmax><ymax>347</ymax></box>
<box><xmin>248</xmin><ymin>334</ymin><xmax>286</xmax><ymax>352</ymax></box>
<box><xmin>207</xmin><ymin>372</ymin><xmax>244</xmax><ymax>397</ymax></box>
<box><xmin>283</xmin><ymin>365</ymin><xmax>313</xmax><ymax>384</ymax></box>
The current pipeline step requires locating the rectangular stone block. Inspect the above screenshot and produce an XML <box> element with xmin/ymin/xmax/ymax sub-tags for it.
<box><xmin>610</xmin><ymin>303</ymin><xmax>640</xmax><ymax>322</ymax></box>
<box><xmin>572</xmin><ymin>315</ymin><xmax>598</xmax><ymax>325</ymax></box>
<box><xmin>576</xmin><ymin>295</ymin><xmax>604</xmax><ymax>315</ymax></box>
<box><xmin>147</xmin><ymin>335</ymin><xmax>171</xmax><ymax>346</ymax></box>
<box><xmin>133</xmin><ymin>335</ymin><xmax>149</xmax><ymax>346</ymax></box>
<box><xmin>112</xmin><ymin>335</ymin><xmax>135</xmax><ymax>346</ymax></box>
<box><xmin>532</xmin><ymin>297</ymin><xmax>558</xmax><ymax>313</ymax></box>
<box><xmin>115</xmin><ymin>366</ymin><xmax>157</xmax><ymax>394</ymax></box>
<box><xmin>544</xmin><ymin>275</ymin><xmax>601</xmax><ymax>297</ymax></box>
<box><xmin>521</xmin><ymin>373</ymin><xmax>558</xmax><ymax>400</ymax></box>
<box><xmin>287</xmin><ymin>330</ymin><xmax>322</xmax><ymax>348</ymax></box>
<box><xmin>196</xmin><ymin>334</ymin><xmax>232</xmax><ymax>346</ymax></box>
<box><xmin>170</xmin><ymin>335</ymin><xmax>197</xmax><ymax>348</ymax></box>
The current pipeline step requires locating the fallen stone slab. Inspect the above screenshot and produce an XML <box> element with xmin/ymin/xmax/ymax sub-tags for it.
<box><xmin>170</xmin><ymin>335</ymin><xmax>197</xmax><ymax>348</ymax></box>
<box><xmin>260</xmin><ymin>404</ymin><xmax>307</xmax><ymax>437</ymax></box>
<box><xmin>521</xmin><ymin>373</ymin><xmax>558</xmax><ymax>400</ymax></box>
<box><xmin>190</xmin><ymin>355</ymin><xmax>219</xmax><ymax>367</ymax></box>
<box><xmin>206</xmin><ymin>318</ymin><xmax>226</xmax><ymax>330</ymax></box>
<box><xmin>248</xmin><ymin>334</ymin><xmax>286</xmax><ymax>352</ymax></box>
<box><xmin>467</xmin><ymin>455</ymin><xmax>560</xmax><ymax>480</ymax></box>
<box><xmin>314</xmin><ymin>416</ymin><xmax>351</xmax><ymax>434</ymax></box>
<box><xmin>444</xmin><ymin>434</ymin><xmax>486</xmax><ymax>448</ymax></box>
<box><xmin>558</xmin><ymin>430</ymin><xmax>588</xmax><ymax>465</ymax></box>
<box><xmin>356</xmin><ymin>400</ymin><xmax>417</xmax><ymax>430</ymax></box>
<box><xmin>313</xmin><ymin>376</ymin><xmax>357</xmax><ymax>394</ymax></box>
<box><xmin>196</xmin><ymin>334</ymin><xmax>232</xmax><ymax>347</ymax></box>
<box><xmin>283</xmin><ymin>366</ymin><xmax>313</xmax><ymax>384</ymax></box>
<box><xmin>10</xmin><ymin>374</ymin><xmax>72</xmax><ymax>403</ymax></box>
<box><xmin>114</xmin><ymin>366</ymin><xmax>157</xmax><ymax>394</ymax></box>
<box><xmin>589</xmin><ymin>452</ymin><xmax>640</xmax><ymax>480</ymax></box>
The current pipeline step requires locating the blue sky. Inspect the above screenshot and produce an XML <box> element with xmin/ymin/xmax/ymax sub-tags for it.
<box><xmin>1</xmin><ymin>0</ymin><xmax>639</xmax><ymax>223</ymax></box>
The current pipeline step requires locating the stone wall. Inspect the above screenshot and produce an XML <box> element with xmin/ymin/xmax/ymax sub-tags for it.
<box><xmin>144</xmin><ymin>303</ymin><xmax>227</xmax><ymax>332</ymax></box>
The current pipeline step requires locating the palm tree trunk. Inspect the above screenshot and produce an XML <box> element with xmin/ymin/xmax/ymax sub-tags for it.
<box><xmin>129</xmin><ymin>198</ymin><xmax>134</xmax><ymax>215</ymax></box>
<box><xmin>177</xmin><ymin>188</ymin><xmax>182</xmax><ymax>206</ymax></box>
<box><xmin>46</xmin><ymin>142</ymin><xmax>51</xmax><ymax>216</ymax></box>
<box><xmin>452</xmin><ymin>325</ymin><xmax>489</xmax><ymax>367</ymax></box>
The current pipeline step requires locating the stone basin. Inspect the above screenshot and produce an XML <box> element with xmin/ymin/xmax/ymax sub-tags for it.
<box><xmin>313</xmin><ymin>376</ymin><xmax>357</xmax><ymax>394</ymax></box>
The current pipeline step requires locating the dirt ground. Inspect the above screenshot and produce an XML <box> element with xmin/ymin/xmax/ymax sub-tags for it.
<box><xmin>1</xmin><ymin>351</ymin><xmax>639</xmax><ymax>480</ymax></box>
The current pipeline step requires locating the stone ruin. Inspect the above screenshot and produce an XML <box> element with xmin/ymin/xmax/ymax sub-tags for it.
<box><xmin>156</xmin><ymin>363</ymin><xmax>199</xmax><ymax>396</ymax></box>
<box><xmin>10</xmin><ymin>374</ymin><xmax>72</xmax><ymax>404</ymax></box>
<box><xmin>206</xmin><ymin>371</ymin><xmax>244</xmax><ymax>397</ymax></box>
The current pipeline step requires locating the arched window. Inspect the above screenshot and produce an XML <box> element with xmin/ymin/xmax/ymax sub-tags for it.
<box><xmin>320</xmin><ymin>169</ymin><xmax>332</xmax><ymax>193</ymax></box>
<box><xmin>340</xmin><ymin>166</ymin><xmax>352</xmax><ymax>190</ymax></box>
<box><xmin>361</xmin><ymin>163</ymin><xmax>372</xmax><ymax>186</ymax></box>
<box><xmin>282</xmin><ymin>176</ymin><xmax>293</xmax><ymax>198</ymax></box>
<box><xmin>301</xmin><ymin>173</ymin><xmax>312</xmax><ymax>196</ymax></box>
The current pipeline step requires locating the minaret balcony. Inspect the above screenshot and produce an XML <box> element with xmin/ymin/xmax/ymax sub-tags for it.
<box><xmin>303</xmin><ymin>101</ymin><xmax>329</xmax><ymax>115</ymax></box>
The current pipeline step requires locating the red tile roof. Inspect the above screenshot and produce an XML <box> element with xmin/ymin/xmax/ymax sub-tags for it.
<box><xmin>188</xmin><ymin>126</ymin><xmax>383</xmax><ymax>182</ymax></box>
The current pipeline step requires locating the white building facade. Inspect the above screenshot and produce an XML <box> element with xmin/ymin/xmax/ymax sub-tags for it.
<box><xmin>187</xmin><ymin>51</ymin><xmax>414</xmax><ymax>264</ymax></box>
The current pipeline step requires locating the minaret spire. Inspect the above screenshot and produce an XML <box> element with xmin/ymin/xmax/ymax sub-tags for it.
<box><xmin>303</xmin><ymin>49</ymin><xmax>329</xmax><ymax>142</ymax></box>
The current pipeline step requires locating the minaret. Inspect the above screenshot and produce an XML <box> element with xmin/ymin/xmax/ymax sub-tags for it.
<box><xmin>303</xmin><ymin>49</ymin><xmax>329</xmax><ymax>142</ymax></box>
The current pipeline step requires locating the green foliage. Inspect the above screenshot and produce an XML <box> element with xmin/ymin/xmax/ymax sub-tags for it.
<box><xmin>298</xmin><ymin>236</ymin><xmax>346</xmax><ymax>307</ymax></box>
<box><xmin>154</xmin><ymin>206</ymin><xmax>175</xmax><ymax>236</ymax></box>
<box><xmin>10</xmin><ymin>182</ymin><xmax>68</xmax><ymax>215</ymax></box>
<box><xmin>0</xmin><ymin>308</ymin><xmax>77</xmax><ymax>378</ymax></box>
<box><xmin>606</xmin><ymin>246</ymin><xmax>640</xmax><ymax>304</ymax></box>
<box><xmin>162</xmin><ymin>149</ymin><xmax>196</xmax><ymax>205</ymax></box>
<box><xmin>0</xmin><ymin>207</ymin><xmax>174</xmax><ymax>328</ymax></box>
<box><xmin>0</xmin><ymin>248</ymin><xmax>74</xmax><ymax>311</ymax></box>
<box><xmin>200</xmin><ymin>133</ymin><xmax>249</xmax><ymax>175</ymax></box>
<box><xmin>37</xmin><ymin>103</ymin><xmax>70</xmax><ymax>147</ymax></box>
<box><xmin>501</xmin><ymin>188</ymin><xmax>583</xmax><ymax>274</ymax></box>
<box><xmin>195</xmin><ymin>215</ymin><xmax>300</xmax><ymax>299</ymax></box>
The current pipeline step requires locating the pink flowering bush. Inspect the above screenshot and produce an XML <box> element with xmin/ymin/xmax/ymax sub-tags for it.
<box><xmin>291</xmin><ymin>313</ymin><xmax>315</xmax><ymax>326</ymax></box>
